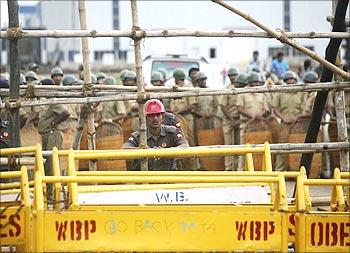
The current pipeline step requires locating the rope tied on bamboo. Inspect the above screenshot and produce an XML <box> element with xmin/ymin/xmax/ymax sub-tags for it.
<box><xmin>6</xmin><ymin>27</ymin><xmax>23</xmax><ymax>40</ymax></box>
<box><xmin>8</xmin><ymin>155</ymin><xmax>20</xmax><ymax>168</ymax></box>
<box><xmin>83</xmin><ymin>82</ymin><xmax>95</xmax><ymax>96</ymax></box>
<box><xmin>24</xmin><ymin>83</ymin><xmax>35</xmax><ymax>99</ymax></box>
<box><xmin>276</xmin><ymin>28</ymin><xmax>289</xmax><ymax>44</ymax></box>
<box><xmin>131</xmin><ymin>25</ymin><xmax>146</xmax><ymax>40</ymax></box>
<box><xmin>136</xmin><ymin>91</ymin><xmax>149</xmax><ymax>104</ymax></box>
<box><xmin>5</xmin><ymin>99</ymin><xmax>21</xmax><ymax>109</ymax></box>
<box><xmin>162</xmin><ymin>30</ymin><xmax>169</xmax><ymax>37</ymax></box>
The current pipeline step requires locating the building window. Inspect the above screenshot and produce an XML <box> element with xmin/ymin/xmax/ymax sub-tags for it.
<box><xmin>209</xmin><ymin>48</ymin><xmax>216</xmax><ymax>59</ymax></box>
<box><xmin>68</xmin><ymin>50</ymin><xmax>80</xmax><ymax>62</ymax></box>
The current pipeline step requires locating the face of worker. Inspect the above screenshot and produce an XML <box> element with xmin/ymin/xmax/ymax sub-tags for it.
<box><xmin>52</xmin><ymin>74</ymin><xmax>63</xmax><ymax>85</ymax></box>
<box><xmin>146</xmin><ymin>113</ymin><xmax>164</xmax><ymax>129</ymax></box>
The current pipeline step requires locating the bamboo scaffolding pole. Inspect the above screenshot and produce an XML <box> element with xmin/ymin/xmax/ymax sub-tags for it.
<box><xmin>7</xmin><ymin>0</ymin><xmax>21</xmax><ymax>150</ymax></box>
<box><xmin>335</xmin><ymin>90</ymin><xmax>349</xmax><ymax>171</ymax></box>
<box><xmin>1</xmin><ymin>29</ymin><xmax>350</xmax><ymax>39</ymax></box>
<box><xmin>131</xmin><ymin>0</ymin><xmax>147</xmax><ymax>171</ymax></box>
<box><xmin>76</xmin><ymin>0</ymin><xmax>97</xmax><ymax>171</ymax></box>
<box><xmin>2</xmin><ymin>81</ymin><xmax>350</xmax><ymax>108</ymax></box>
<box><xmin>212</xmin><ymin>0</ymin><xmax>350</xmax><ymax>80</ymax></box>
<box><xmin>1</xmin><ymin>81</ymin><xmax>350</xmax><ymax>99</ymax></box>
<box><xmin>39</xmin><ymin>142</ymin><xmax>350</xmax><ymax>157</ymax></box>
<box><xmin>1</xmin><ymin>80</ymin><xmax>349</xmax><ymax>93</ymax></box>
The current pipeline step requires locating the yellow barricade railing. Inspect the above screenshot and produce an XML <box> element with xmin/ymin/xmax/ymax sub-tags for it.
<box><xmin>0</xmin><ymin>166</ymin><xmax>31</xmax><ymax>252</ymax></box>
<box><xmin>32</xmin><ymin>167</ymin><xmax>289</xmax><ymax>252</ymax></box>
<box><xmin>295</xmin><ymin>168</ymin><xmax>350</xmax><ymax>252</ymax></box>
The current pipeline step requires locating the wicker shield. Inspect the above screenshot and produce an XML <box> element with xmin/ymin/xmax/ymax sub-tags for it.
<box><xmin>288</xmin><ymin>117</ymin><xmax>322</xmax><ymax>178</ymax></box>
<box><xmin>243</xmin><ymin>119</ymin><xmax>273</xmax><ymax>171</ymax></box>
<box><xmin>197</xmin><ymin>116</ymin><xmax>225</xmax><ymax>171</ymax></box>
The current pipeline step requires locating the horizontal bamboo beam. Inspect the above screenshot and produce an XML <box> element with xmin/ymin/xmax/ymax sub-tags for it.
<box><xmin>40</xmin><ymin>142</ymin><xmax>350</xmax><ymax>157</ymax></box>
<box><xmin>1</xmin><ymin>29</ymin><xmax>350</xmax><ymax>39</ymax></box>
<box><xmin>0</xmin><ymin>157</ymin><xmax>41</xmax><ymax>166</ymax></box>
<box><xmin>1</xmin><ymin>81</ymin><xmax>349</xmax><ymax>107</ymax></box>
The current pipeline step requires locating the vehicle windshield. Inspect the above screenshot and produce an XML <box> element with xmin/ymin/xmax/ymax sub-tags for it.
<box><xmin>152</xmin><ymin>60</ymin><xmax>199</xmax><ymax>78</ymax></box>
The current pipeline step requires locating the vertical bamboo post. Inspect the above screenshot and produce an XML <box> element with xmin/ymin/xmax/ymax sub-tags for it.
<box><xmin>130</xmin><ymin>0</ymin><xmax>148</xmax><ymax>171</ymax></box>
<box><xmin>335</xmin><ymin>90</ymin><xmax>349</xmax><ymax>171</ymax></box>
<box><xmin>78</xmin><ymin>0</ymin><xmax>97</xmax><ymax>171</ymax></box>
<box><xmin>7</xmin><ymin>0</ymin><xmax>21</xmax><ymax>151</ymax></box>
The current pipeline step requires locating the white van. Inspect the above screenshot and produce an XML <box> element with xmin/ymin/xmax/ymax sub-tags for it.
<box><xmin>142</xmin><ymin>54</ymin><xmax>209</xmax><ymax>85</ymax></box>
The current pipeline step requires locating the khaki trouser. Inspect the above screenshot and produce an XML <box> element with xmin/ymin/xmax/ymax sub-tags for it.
<box><xmin>41</xmin><ymin>130</ymin><xmax>63</xmax><ymax>199</ymax></box>
<box><xmin>238</xmin><ymin>123</ymin><xmax>247</xmax><ymax>171</ymax></box>
<box><xmin>178</xmin><ymin>113</ymin><xmax>197</xmax><ymax>170</ymax></box>
<box><xmin>222</xmin><ymin>119</ymin><xmax>240</xmax><ymax>171</ymax></box>
<box><xmin>275</xmin><ymin>123</ymin><xmax>290</xmax><ymax>171</ymax></box>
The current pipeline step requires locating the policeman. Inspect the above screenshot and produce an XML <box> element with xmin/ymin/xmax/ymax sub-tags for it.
<box><xmin>51</xmin><ymin>67</ymin><xmax>64</xmax><ymax>86</ymax></box>
<box><xmin>28</xmin><ymin>62</ymin><xmax>44</xmax><ymax>80</ymax></box>
<box><xmin>96</xmin><ymin>76</ymin><xmax>126</xmax><ymax>133</ymax></box>
<box><xmin>96</xmin><ymin>72</ymin><xmax>107</xmax><ymax>84</ymax></box>
<box><xmin>193</xmin><ymin>72</ymin><xmax>218</xmax><ymax>125</ymax></box>
<box><xmin>123</xmin><ymin>70</ymin><xmax>139</xmax><ymax>131</ymax></box>
<box><xmin>38</xmin><ymin>92</ymin><xmax>70</xmax><ymax>195</ymax></box>
<box><xmin>25</xmin><ymin>71</ymin><xmax>38</xmax><ymax>84</ymax></box>
<box><xmin>62</xmin><ymin>75</ymin><xmax>80</xmax><ymax>132</ymax></box>
<box><xmin>237</xmin><ymin>71</ymin><xmax>269</xmax><ymax>170</ymax></box>
<box><xmin>119</xmin><ymin>69</ymin><xmax>129</xmax><ymax>86</ymax></box>
<box><xmin>272</xmin><ymin>70</ymin><xmax>304</xmax><ymax>171</ymax></box>
<box><xmin>122</xmin><ymin>99</ymin><xmax>189</xmax><ymax>171</ymax></box>
<box><xmin>220</xmin><ymin>73</ymin><xmax>247</xmax><ymax>170</ymax></box>
<box><xmin>169</xmin><ymin>68</ymin><xmax>197</xmax><ymax>147</ymax></box>
<box><xmin>91</xmin><ymin>73</ymin><xmax>97</xmax><ymax>84</ymax></box>
<box><xmin>62</xmin><ymin>75</ymin><xmax>77</xmax><ymax>86</ymax></box>
<box><xmin>227</xmin><ymin>67</ymin><xmax>239</xmax><ymax>84</ymax></box>
<box><xmin>157</xmin><ymin>68</ymin><xmax>168</xmax><ymax>83</ymax></box>
<box><xmin>188</xmin><ymin>65</ymin><xmax>199</xmax><ymax>87</ymax></box>
<box><xmin>151</xmin><ymin>71</ymin><xmax>164</xmax><ymax>86</ymax></box>
<box><xmin>301</xmin><ymin>71</ymin><xmax>318</xmax><ymax>115</ymax></box>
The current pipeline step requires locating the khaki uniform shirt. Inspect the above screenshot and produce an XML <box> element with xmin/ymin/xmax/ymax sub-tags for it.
<box><xmin>124</xmin><ymin>100</ymin><xmax>138</xmax><ymax>116</ymax></box>
<box><xmin>195</xmin><ymin>95</ymin><xmax>218</xmax><ymax>116</ymax></box>
<box><xmin>64</xmin><ymin>104</ymin><xmax>80</xmax><ymax>130</ymax></box>
<box><xmin>37</xmin><ymin>104</ymin><xmax>68</xmax><ymax>134</ymax></box>
<box><xmin>272</xmin><ymin>92</ymin><xmax>303</xmax><ymax>118</ymax></box>
<box><xmin>170</xmin><ymin>96</ymin><xmax>197</xmax><ymax>116</ymax></box>
<box><xmin>237</xmin><ymin>93</ymin><xmax>269</xmax><ymax>123</ymax></box>
<box><xmin>220</xmin><ymin>84</ymin><xmax>239</xmax><ymax>120</ymax></box>
<box><xmin>122</xmin><ymin>125</ymin><xmax>187</xmax><ymax>171</ymax></box>
<box><xmin>301</xmin><ymin>92</ymin><xmax>316</xmax><ymax>115</ymax></box>
<box><xmin>100</xmin><ymin>101</ymin><xmax>126</xmax><ymax>119</ymax></box>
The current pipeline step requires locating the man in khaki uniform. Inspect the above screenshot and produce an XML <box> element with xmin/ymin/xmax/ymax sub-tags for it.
<box><xmin>169</xmin><ymin>68</ymin><xmax>197</xmax><ymax>146</ymax></box>
<box><xmin>193</xmin><ymin>72</ymin><xmax>218</xmax><ymax>121</ymax></box>
<box><xmin>237</xmin><ymin>72</ymin><xmax>270</xmax><ymax>170</ymax></box>
<box><xmin>38</xmin><ymin>103</ymin><xmax>70</xmax><ymax>197</ymax></box>
<box><xmin>169</xmin><ymin>68</ymin><xmax>197</xmax><ymax>170</ymax></box>
<box><xmin>220</xmin><ymin>72</ymin><xmax>247</xmax><ymax>171</ymax></box>
<box><xmin>96</xmin><ymin>76</ymin><xmax>126</xmax><ymax>134</ymax></box>
<box><xmin>122</xmin><ymin>70</ymin><xmax>139</xmax><ymax>131</ymax></box>
<box><xmin>272</xmin><ymin>71</ymin><xmax>304</xmax><ymax>171</ymax></box>
<box><xmin>301</xmin><ymin>71</ymin><xmax>318</xmax><ymax>115</ymax></box>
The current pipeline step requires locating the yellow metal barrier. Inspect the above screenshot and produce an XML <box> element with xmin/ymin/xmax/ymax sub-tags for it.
<box><xmin>295</xmin><ymin>168</ymin><xmax>350</xmax><ymax>252</ymax></box>
<box><xmin>0</xmin><ymin>166</ymin><xmax>31</xmax><ymax>252</ymax></box>
<box><xmin>32</xmin><ymin>170</ymin><xmax>289</xmax><ymax>252</ymax></box>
